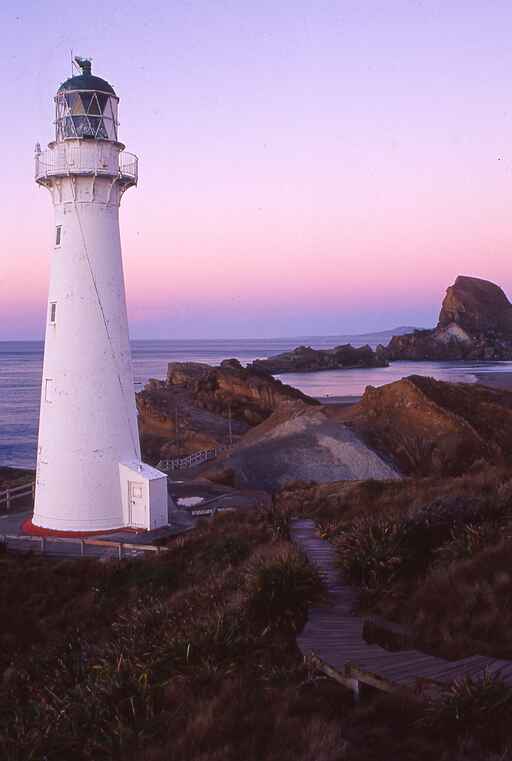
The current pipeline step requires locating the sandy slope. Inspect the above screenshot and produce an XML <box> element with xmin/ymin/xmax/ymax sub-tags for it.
<box><xmin>202</xmin><ymin>401</ymin><xmax>399</xmax><ymax>491</ymax></box>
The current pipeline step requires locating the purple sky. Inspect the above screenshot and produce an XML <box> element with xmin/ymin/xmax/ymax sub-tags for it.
<box><xmin>2</xmin><ymin>1</ymin><xmax>512</xmax><ymax>339</ymax></box>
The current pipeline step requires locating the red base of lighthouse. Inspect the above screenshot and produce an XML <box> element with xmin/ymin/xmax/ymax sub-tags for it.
<box><xmin>22</xmin><ymin>518</ymin><xmax>143</xmax><ymax>538</ymax></box>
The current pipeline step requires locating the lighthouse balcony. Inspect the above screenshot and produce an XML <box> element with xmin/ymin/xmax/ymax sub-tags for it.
<box><xmin>35</xmin><ymin>144</ymin><xmax>138</xmax><ymax>186</ymax></box>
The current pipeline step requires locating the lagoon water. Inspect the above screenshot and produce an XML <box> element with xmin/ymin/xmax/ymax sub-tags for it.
<box><xmin>2</xmin><ymin>335</ymin><xmax>511</xmax><ymax>469</ymax></box>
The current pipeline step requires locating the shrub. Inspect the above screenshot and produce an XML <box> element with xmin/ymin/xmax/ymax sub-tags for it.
<box><xmin>259</xmin><ymin>500</ymin><xmax>292</xmax><ymax>540</ymax></box>
<box><xmin>334</xmin><ymin>496</ymin><xmax>509</xmax><ymax>596</ymax></box>
<box><xmin>435</xmin><ymin>523</ymin><xmax>503</xmax><ymax>567</ymax></box>
<box><xmin>245</xmin><ymin>545</ymin><xmax>324</xmax><ymax>630</ymax></box>
<box><xmin>405</xmin><ymin>540</ymin><xmax>512</xmax><ymax>659</ymax></box>
<box><xmin>420</xmin><ymin>674</ymin><xmax>512</xmax><ymax>750</ymax></box>
<box><xmin>334</xmin><ymin>514</ymin><xmax>407</xmax><ymax>590</ymax></box>
<box><xmin>203</xmin><ymin>534</ymin><xmax>251</xmax><ymax>566</ymax></box>
<box><xmin>399</xmin><ymin>497</ymin><xmax>492</xmax><ymax>574</ymax></box>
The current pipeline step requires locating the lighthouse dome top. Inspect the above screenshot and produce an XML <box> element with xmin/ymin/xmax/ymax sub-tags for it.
<box><xmin>58</xmin><ymin>73</ymin><xmax>116</xmax><ymax>96</ymax></box>
<box><xmin>58</xmin><ymin>58</ymin><xmax>116</xmax><ymax>96</ymax></box>
<box><xmin>55</xmin><ymin>58</ymin><xmax>119</xmax><ymax>142</ymax></box>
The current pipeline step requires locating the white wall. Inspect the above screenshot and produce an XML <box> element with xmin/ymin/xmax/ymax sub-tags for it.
<box><xmin>34</xmin><ymin>155</ymin><xmax>141</xmax><ymax>532</ymax></box>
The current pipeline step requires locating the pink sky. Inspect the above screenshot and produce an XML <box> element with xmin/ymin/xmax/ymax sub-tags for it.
<box><xmin>2</xmin><ymin>1</ymin><xmax>512</xmax><ymax>339</ymax></box>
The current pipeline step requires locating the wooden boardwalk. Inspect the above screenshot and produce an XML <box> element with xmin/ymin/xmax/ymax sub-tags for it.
<box><xmin>291</xmin><ymin>518</ymin><xmax>512</xmax><ymax>695</ymax></box>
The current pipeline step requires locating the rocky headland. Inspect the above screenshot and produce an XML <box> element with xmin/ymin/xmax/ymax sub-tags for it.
<box><xmin>137</xmin><ymin>359</ymin><xmax>318</xmax><ymax>462</ymax></box>
<box><xmin>250</xmin><ymin>343</ymin><xmax>387</xmax><ymax>374</ymax></box>
<box><xmin>387</xmin><ymin>275</ymin><xmax>512</xmax><ymax>360</ymax></box>
<box><xmin>198</xmin><ymin>373</ymin><xmax>512</xmax><ymax>489</ymax></box>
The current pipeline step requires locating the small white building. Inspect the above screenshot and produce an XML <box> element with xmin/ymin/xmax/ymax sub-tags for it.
<box><xmin>32</xmin><ymin>57</ymin><xmax>168</xmax><ymax>533</ymax></box>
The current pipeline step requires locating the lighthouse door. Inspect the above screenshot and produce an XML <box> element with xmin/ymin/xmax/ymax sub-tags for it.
<box><xmin>128</xmin><ymin>481</ymin><xmax>147</xmax><ymax>528</ymax></box>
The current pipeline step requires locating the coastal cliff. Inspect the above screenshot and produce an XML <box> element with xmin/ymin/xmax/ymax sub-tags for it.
<box><xmin>387</xmin><ymin>276</ymin><xmax>512</xmax><ymax>360</ymax></box>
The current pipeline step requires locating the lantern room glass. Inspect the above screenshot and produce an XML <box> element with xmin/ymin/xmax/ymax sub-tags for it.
<box><xmin>55</xmin><ymin>91</ymin><xmax>119</xmax><ymax>142</ymax></box>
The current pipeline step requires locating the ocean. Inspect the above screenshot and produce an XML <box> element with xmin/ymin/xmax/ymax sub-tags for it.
<box><xmin>2</xmin><ymin>332</ymin><xmax>512</xmax><ymax>469</ymax></box>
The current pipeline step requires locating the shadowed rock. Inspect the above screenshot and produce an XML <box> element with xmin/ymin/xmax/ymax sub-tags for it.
<box><xmin>250</xmin><ymin>344</ymin><xmax>388</xmax><ymax>374</ymax></box>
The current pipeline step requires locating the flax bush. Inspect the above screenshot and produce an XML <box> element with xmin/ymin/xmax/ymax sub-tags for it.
<box><xmin>420</xmin><ymin>674</ymin><xmax>512</xmax><ymax>751</ymax></box>
<box><xmin>334</xmin><ymin>514</ymin><xmax>407</xmax><ymax>589</ymax></box>
<box><xmin>244</xmin><ymin>544</ymin><xmax>324</xmax><ymax>630</ymax></box>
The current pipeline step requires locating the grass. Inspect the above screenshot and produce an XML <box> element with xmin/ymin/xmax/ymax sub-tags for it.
<box><xmin>420</xmin><ymin>674</ymin><xmax>512</xmax><ymax>751</ymax></box>
<box><xmin>275</xmin><ymin>466</ymin><xmax>512</xmax><ymax>661</ymax></box>
<box><xmin>245</xmin><ymin>544</ymin><xmax>325</xmax><ymax>630</ymax></box>
<box><xmin>0</xmin><ymin>509</ymin><xmax>331</xmax><ymax>761</ymax></box>
<box><xmin>5</xmin><ymin>484</ymin><xmax>512</xmax><ymax>760</ymax></box>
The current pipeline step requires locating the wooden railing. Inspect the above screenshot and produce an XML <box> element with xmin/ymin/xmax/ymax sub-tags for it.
<box><xmin>157</xmin><ymin>447</ymin><xmax>226</xmax><ymax>473</ymax></box>
<box><xmin>0</xmin><ymin>532</ymin><xmax>168</xmax><ymax>559</ymax></box>
<box><xmin>0</xmin><ymin>481</ymin><xmax>35</xmax><ymax>511</ymax></box>
<box><xmin>190</xmin><ymin>506</ymin><xmax>236</xmax><ymax>517</ymax></box>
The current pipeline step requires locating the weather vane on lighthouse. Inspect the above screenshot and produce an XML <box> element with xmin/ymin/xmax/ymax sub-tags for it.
<box><xmin>31</xmin><ymin>57</ymin><xmax>168</xmax><ymax>534</ymax></box>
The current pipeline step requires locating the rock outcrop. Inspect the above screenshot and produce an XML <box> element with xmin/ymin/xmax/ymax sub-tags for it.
<box><xmin>387</xmin><ymin>276</ymin><xmax>512</xmax><ymax>360</ymax></box>
<box><xmin>250</xmin><ymin>344</ymin><xmax>388</xmax><ymax>374</ymax></box>
<box><xmin>344</xmin><ymin>375</ymin><xmax>512</xmax><ymax>476</ymax></box>
<box><xmin>137</xmin><ymin>360</ymin><xmax>318</xmax><ymax>462</ymax></box>
<box><xmin>166</xmin><ymin>359</ymin><xmax>318</xmax><ymax>424</ymax></box>
<box><xmin>439</xmin><ymin>276</ymin><xmax>512</xmax><ymax>335</ymax></box>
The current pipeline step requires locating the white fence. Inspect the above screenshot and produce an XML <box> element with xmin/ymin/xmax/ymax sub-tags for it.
<box><xmin>0</xmin><ymin>481</ymin><xmax>35</xmax><ymax>511</ymax></box>
<box><xmin>157</xmin><ymin>447</ymin><xmax>226</xmax><ymax>473</ymax></box>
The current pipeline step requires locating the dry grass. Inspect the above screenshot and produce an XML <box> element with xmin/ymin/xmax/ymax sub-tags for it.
<box><xmin>5</xmin><ymin>491</ymin><xmax>512</xmax><ymax>759</ymax></box>
<box><xmin>0</xmin><ymin>510</ymin><xmax>335</xmax><ymax>761</ymax></box>
<box><xmin>276</xmin><ymin>465</ymin><xmax>509</xmax><ymax>527</ymax></box>
<box><xmin>276</xmin><ymin>466</ymin><xmax>512</xmax><ymax>661</ymax></box>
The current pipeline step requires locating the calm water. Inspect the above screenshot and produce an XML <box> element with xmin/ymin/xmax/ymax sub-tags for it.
<box><xmin>1</xmin><ymin>335</ymin><xmax>511</xmax><ymax>469</ymax></box>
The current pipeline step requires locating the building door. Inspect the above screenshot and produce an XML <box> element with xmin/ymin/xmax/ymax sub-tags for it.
<box><xmin>128</xmin><ymin>481</ymin><xmax>146</xmax><ymax>528</ymax></box>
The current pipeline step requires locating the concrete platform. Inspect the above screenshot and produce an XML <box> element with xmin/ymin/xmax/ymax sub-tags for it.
<box><xmin>1</xmin><ymin>509</ymin><xmax>193</xmax><ymax>543</ymax></box>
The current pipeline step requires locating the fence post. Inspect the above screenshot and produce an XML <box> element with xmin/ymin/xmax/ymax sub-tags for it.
<box><xmin>80</xmin><ymin>539</ymin><xmax>85</xmax><ymax>557</ymax></box>
<box><xmin>40</xmin><ymin>536</ymin><xmax>46</xmax><ymax>555</ymax></box>
<box><xmin>6</xmin><ymin>490</ymin><xmax>10</xmax><ymax>512</ymax></box>
<box><xmin>118</xmin><ymin>544</ymin><xmax>123</xmax><ymax>560</ymax></box>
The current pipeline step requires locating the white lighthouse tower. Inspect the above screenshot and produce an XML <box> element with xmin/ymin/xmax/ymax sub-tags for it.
<box><xmin>32</xmin><ymin>57</ymin><xmax>168</xmax><ymax>534</ymax></box>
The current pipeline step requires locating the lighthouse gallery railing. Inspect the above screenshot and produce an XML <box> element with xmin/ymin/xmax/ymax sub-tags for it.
<box><xmin>35</xmin><ymin>146</ymin><xmax>138</xmax><ymax>183</ymax></box>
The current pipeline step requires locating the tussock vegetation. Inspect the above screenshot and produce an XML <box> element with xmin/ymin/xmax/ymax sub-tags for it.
<box><xmin>5</xmin><ymin>489</ymin><xmax>512</xmax><ymax>760</ymax></box>
<box><xmin>245</xmin><ymin>544</ymin><xmax>325</xmax><ymax>629</ymax></box>
<box><xmin>277</xmin><ymin>466</ymin><xmax>507</xmax><ymax>525</ymax></box>
<box><xmin>0</xmin><ymin>510</ymin><xmax>334</xmax><ymax>761</ymax></box>
<box><xmin>420</xmin><ymin>674</ymin><xmax>512</xmax><ymax>751</ymax></box>
<box><xmin>279</xmin><ymin>468</ymin><xmax>512</xmax><ymax>660</ymax></box>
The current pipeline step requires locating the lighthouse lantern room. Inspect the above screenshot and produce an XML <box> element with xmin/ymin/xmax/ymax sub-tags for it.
<box><xmin>32</xmin><ymin>57</ymin><xmax>168</xmax><ymax>533</ymax></box>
